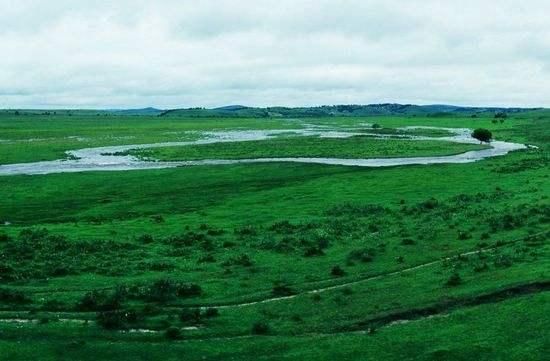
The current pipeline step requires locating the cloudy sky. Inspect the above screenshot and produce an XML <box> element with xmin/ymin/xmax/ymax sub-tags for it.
<box><xmin>1</xmin><ymin>0</ymin><xmax>549</xmax><ymax>109</ymax></box>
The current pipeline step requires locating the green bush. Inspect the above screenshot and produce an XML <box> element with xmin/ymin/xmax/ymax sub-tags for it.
<box><xmin>165</xmin><ymin>326</ymin><xmax>182</xmax><ymax>340</ymax></box>
<box><xmin>203</xmin><ymin>308</ymin><xmax>219</xmax><ymax>318</ymax></box>
<box><xmin>251</xmin><ymin>321</ymin><xmax>270</xmax><ymax>335</ymax></box>
<box><xmin>446</xmin><ymin>272</ymin><xmax>462</xmax><ymax>286</ymax></box>
<box><xmin>272</xmin><ymin>282</ymin><xmax>295</xmax><ymax>296</ymax></box>
<box><xmin>96</xmin><ymin>310</ymin><xmax>137</xmax><ymax>330</ymax></box>
<box><xmin>0</xmin><ymin>233</ymin><xmax>11</xmax><ymax>242</ymax></box>
<box><xmin>0</xmin><ymin>288</ymin><xmax>30</xmax><ymax>304</ymax></box>
<box><xmin>331</xmin><ymin>265</ymin><xmax>346</xmax><ymax>277</ymax></box>
<box><xmin>401</xmin><ymin>238</ymin><xmax>415</xmax><ymax>245</ymax></box>
<box><xmin>180</xmin><ymin>308</ymin><xmax>201</xmax><ymax>324</ymax></box>
<box><xmin>347</xmin><ymin>247</ymin><xmax>376</xmax><ymax>263</ymax></box>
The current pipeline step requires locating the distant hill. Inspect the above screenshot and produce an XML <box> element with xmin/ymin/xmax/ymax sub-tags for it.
<box><xmin>2</xmin><ymin>104</ymin><xmax>544</xmax><ymax>118</ymax></box>
<box><xmin>158</xmin><ymin>104</ymin><xmax>543</xmax><ymax>118</ymax></box>
<box><xmin>111</xmin><ymin>107</ymin><xmax>164</xmax><ymax>116</ymax></box>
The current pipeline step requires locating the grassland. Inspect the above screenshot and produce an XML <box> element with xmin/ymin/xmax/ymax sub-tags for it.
<box><xmin>127</xmin><ymin>136</ymin><xmax>488</xmax><ymax>161</ymax></box>
<box><xmin>0</xmin><ymin>110</ymin><xmax>548</xmax><ymax>360</ymax></box>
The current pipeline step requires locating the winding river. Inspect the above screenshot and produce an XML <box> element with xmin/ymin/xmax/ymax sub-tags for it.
<box><xmin>0</xmin><ymin>126</ymin><xmax>526</xmax><ymax>176</ymax></box>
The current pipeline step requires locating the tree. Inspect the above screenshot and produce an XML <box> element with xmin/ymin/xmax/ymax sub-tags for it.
<box><xmin>471</xmin><ymin>128</ymin><xmax>492</xmax><ymax>143</ymax></box>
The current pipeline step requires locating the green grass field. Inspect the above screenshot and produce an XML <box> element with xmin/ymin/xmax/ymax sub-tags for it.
<box><xmin>0</xmin><ymin>110</ymin><xmax>548</xmax><ymax>360</ymax></box>
<box><xmin>127</xmin><ymin>136</ymin><xmax>488</xmax><ymax>161</ymax></box>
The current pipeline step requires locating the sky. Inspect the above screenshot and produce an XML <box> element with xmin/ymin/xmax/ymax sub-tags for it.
<box><xmin>1</xmin><ymin>0</ymin><xmax>550</xmax><ymax>109</ymax></box>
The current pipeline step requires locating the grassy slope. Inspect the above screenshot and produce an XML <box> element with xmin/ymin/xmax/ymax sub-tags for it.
<box><xmin>2</xmin><ymin>292</ymin><xmax>548</xmax><ymax>360</ymax></box>
<box><xmin>0</xmin><ymin>112</ymin><xmax>548</xmax><ymax>360</ymax></box>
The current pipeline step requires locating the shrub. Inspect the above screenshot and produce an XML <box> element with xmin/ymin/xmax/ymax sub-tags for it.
<box><xmin>203</xmin><ymin>308</ymin><xmax>219</xmax><ymax>318</ymax></box>
<box><xmin>347</xmin><ymin>248</ymin><xmax>376</xmax><ymax>263</ymax></box>
<box><xmin>473</xmin><ymin>262</ymin><xmax>489</xmax><ymax>272</ymax></box>
<box><xmin>446</xmin><ymin>272</ymin><xmax>462</xmax><ymax>286</ymax></box>
<box><xmin>457</xmin><ymin>231</ymin><xmax>471</xmax><ymax>240</ymax></box>
<box><xmin>419</xmin><ymin>198</ymin><xmax>439</xmax><ymax>210</ymax></box>
<box><xmin>234</xmin><ymin>225</ymin><xmax>257</xmax><ymax>237</ymax></box>
<box><xmin>251</xmin><ymin>321</ymin><xmax>270</xmax><ymax>335</ymax></box>
<box><xmin>401</xmin><ymin>238</ymin><xmax>415</xmax><ymax>245</ymax></box>
<box><xmin>222</xmin><ymin>241</ymin><xmax>235</xmax><ymax>248</ymax></box>
<box><xmin>0</xmin><ymin>288</ymin><xmax>30</xmax><ymax>304</ymax></box>
<box><xmin>303</xmin><ymin>246</ymin><xmax>324</xmax><ymax>257</ymax></box>
<box><xmin>272</xmin><ymin>282</ymin><xmax>295</xmax><ymax>297</ymax></box>
<box><xmin>76</xmin><ymin>290</ymin><xmax>123</xmax><ymax>311</ymax></box>
<box><xmin>493</xmin><ymin>254</ymin><xmax>514</xmax><ymax>268</ymax></box>
<box><xmin>96</xmin><ymin>310</ymin><xmax>137</xmax><ymax>330</ymax></box>
<box><xmin>331</xmin><ymin>265</ymin><xmax>346</xmax><ymax>277</ymax></box>
<box><xmin>341</xmin><ymin>287</ymin><xmax>353</xmax><ymax>295</ymax></box>
<box><xmin>143</xmin><ymin>279</ymin><xmax>202</xmax><ymax>302</ymax></box>
<box><xmin>0</xmin><ymin>233</ymin><xmax>11</xmax><ymax>242</ymax></box>
<box><xmin>165</xmin><ymin>326</ymin><xmax>182</xmax><ymax>340</ymax></box>
<box><xmin>222</xmin><ymin>254</ymin><xmax>253</xmax><ymax>267</ymax></box>
<box><xmin>180</xmin><ymin>308</ymin><xmax>201</xmax><ymax>324</ymax></box>
<box><xmin>136</xmin><ymin>234</ymin><xmax>154</xmax><ymax>244</ymax></box>
<box><xmin>198</xmin><ymin>254</ymin><xmax>216</xmax><ymax>263</ymax></box>
<box><xmin>150</xmin><ymin>215</ymin><xmax>165</xmax><ymax>223</ymax></box>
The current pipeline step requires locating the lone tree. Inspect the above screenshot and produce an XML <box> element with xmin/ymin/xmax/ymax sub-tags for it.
<box><xmin>471</xmin><ymin>128</ymin><xmax>492</xmax><ymax>143</ymax></box>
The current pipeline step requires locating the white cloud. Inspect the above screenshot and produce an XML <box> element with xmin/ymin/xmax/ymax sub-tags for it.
<box><xmin>1</xmin><ymin>0</ymin><xmax>549</xmax><ymax>108</ymax></box>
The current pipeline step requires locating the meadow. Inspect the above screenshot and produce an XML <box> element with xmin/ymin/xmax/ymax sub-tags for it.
<box><xmin>0</xmin><ymin>109</ymin><xmax>548</xmax><ymax>360</ymax></box>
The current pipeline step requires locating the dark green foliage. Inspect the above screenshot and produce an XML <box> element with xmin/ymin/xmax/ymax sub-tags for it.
<box><xmin>96</xmin><ymin>310</ymin><xmax>138</xmax><ymax>330</ymax></box>
<box><xmin>165</xmin><ymin>327</ymin><xmax>182</xmax><ymax>340</ymax></box>
<box><xmin>347</xmin><ymin>248</ymin><xmax>376</xmax><ymax>263</ymax></box>
<box><xmin>180</xmin><ymin>308</ymin><xmax>201</xmax><ymax>324</ymax></box>
<box><xmin>203</xmin><ymin>308</ymin><xmax>219</xmax><ymax>318</ymax></box>
<box><xmin>137</xmin><ymin>234</ymin><xmax>154</xmax><ymax>244</ymax></box>
<box><xmin>141</xmin><ymin>279</ymin><xmax>202</xmax><ymax>302</ymax></box>
<box><xmin>76</xmin><ymin>290</ymin><xmax>123</xmax><ymax>311</ymax></box>
<box><xmin>471</xmin><ymin>128</ymin><xmax>492</xmax><ymax>143</ymax></box>
<box><xmin>0</xmin><ymin>288</ymin><xmax>30</xmax><ymax>304</ymax></box>
<box><xmin>331</xmin><ymin>265</ymin><xmax>346</xmax><ymax>277</ymax></box>
<box><xmin>493</xmin><ymin>254</ymin><xmax>514</xmax><ymax>268</ymax></box>
<box><xmin>222</xmin><ymin>254</ymin><xmax>253</xmax><ymax>267</ymax></box>
<box><xmin>251</xmin><ymin>321</ymin><xmax>270</xmax><ymax>335</ymax></box>
<box><xmin>401</xmin><ymin>238</ymin><xmax>415</xmax><ymax>245</ymax></box>
<box><xmin>0</xmin><ymin>233</ymin><xmax>11</xmax><ymax>242</ymax></box>
<box><xmin>272</xmin><ymin>282</ymin><xmax>296</xmax><ymax>296</ymax></box>
<box><xmin>326</xmin><ymin>203</ymin><xmax>388</xmax><ymax>217</ymax></box>
<box><xmin>198</xmin><ymin>253</ymin><xmax>216</xmax><ymax>263</ymax></box>
<box><xmin>446</xmin><ymin>272</ymin><xmax>463</xmax><ymax>286</ymax></box>
<box><xmin>234</xmin><ymin>225</ymin><xmax>257</xmax><ymax>237</ymax></box>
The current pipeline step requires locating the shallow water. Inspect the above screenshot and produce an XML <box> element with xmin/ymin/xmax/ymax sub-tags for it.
<box><xmin>0</xmin><ymin>126</ymin><xmax>526</xmax><ymax>176</ymax></box>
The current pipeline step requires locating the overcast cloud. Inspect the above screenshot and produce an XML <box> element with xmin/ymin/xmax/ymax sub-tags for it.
<box><xmin>1</xmin><ymin>0</ymin><xmax>549</xmax><ymax>108</ymax></box>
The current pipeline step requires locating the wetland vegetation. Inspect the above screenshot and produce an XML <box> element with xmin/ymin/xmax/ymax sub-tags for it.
<box><xmin>0</xmin><ymin>108</ymin><xmax>548</xmax><ymax>360</ymax></box>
